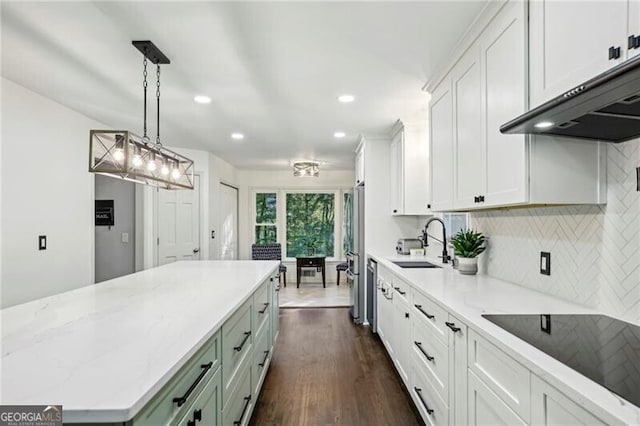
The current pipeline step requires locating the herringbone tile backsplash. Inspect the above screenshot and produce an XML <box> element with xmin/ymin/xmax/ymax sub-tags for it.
<box><xmin>471</xmin><ymin>140</ymin><xmax>640</xmax><ymax>323</ymax></box>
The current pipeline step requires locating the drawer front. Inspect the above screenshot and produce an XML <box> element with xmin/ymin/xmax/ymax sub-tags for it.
<box><xmin>468</xmin><ymin>330</ymin><xmax>530</xmax><ymax>422</ymax></box>
<box><xmin>134</xmin><ymin>331</ymin><xmax>220</xmax><ymax>426</ymax></box>
<box><xmin>298</xmin><ymin>257</ymin><xmax>323</xmax><ymax>267</ymax></box>
<box><xmin>468</xmin><ymin>370</ymin><xmax>527</xmax><ymax>426</ymax></box>
<box><xmin>222</xmin><ymin>299</ymin><xmax>253</xmax><ymax>404</ymax></box>
<box><xmin>412</xmin><ymin>319</ymin><xmax>449</xmax><ymax>400</ymax></box>
<box><xmin>252</xmin><ymin>280</ymin><xmax>270</xmax><ymax>334</ymax></box>
<box><xmin>175</xmin><ymin>367</ymin><xmax>222</xmax><ymax>426</ymax></box>
<box><xmin>412</xmin><ymin>360</ymin><xmax>449</xmax><ymax>426</ymax></box>
<box><xmin>389</xmin><ymin>274</ymin><xmax>411</xmax><ymax>303</ymax></box>
<box><xmin>222</xmin><ymin>365</ymin><xmax>253</xmax><ymax>426</ymax></box>
<box><xmin>252</xmin><ymin>322</ymin><xmax>273</xmax><ymax>396</ymax></box>
<box><xmin>413</xmin><ymin>290</ymin><xmax>449</xmax><ymax>345</ymax></box>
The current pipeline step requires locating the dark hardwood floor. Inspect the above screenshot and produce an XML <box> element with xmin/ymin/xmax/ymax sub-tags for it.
<box><xmin>250</xmin><ymin>308</ymin><xmax>423</xmax><ymax>426</ymax></box>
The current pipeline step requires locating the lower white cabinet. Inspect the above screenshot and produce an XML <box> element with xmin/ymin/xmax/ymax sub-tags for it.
<box><xmin>468</xmin><ymin>329</ymin><xmax>530</xmax><ymax>422</ymax></box>
<box><xmin>468</xmin><ymin>370</ymin><xmax>527</xmax><ymax>426</ymax></box>
<box><xmin>222</xmin><ymin>364</ymin><xmax>253</xmax><ymax>426</ymax></box>
<box><xmin>447</xmin><ymin>314</ymin><xmax>468</xmax><ymax>426</ymax></box>
<box><xmin>393</xmin><ymin>289</ymin><xmax>412</xmax><ymax>385</ymax></box>
<box><xmin>412</xmin><ymin>361</ymin><xmax>449</xmax><ymax>426</ymax></box>
<box><xmin>531</xmin><ymin>375</ymin><xmax>606</xmax><ymax>426</ymax></box>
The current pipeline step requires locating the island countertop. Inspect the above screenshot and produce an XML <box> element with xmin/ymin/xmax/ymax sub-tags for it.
<box><xmin>0</xmin><ymin>260</ymin><xmax>279</xmax><ymax>423</ymax></box>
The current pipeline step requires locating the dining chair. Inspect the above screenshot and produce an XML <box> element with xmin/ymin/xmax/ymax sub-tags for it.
<box><xmin>251</xmin><ymin>243</ymin><xmax>287</xmax><ymax>287</ymax></box>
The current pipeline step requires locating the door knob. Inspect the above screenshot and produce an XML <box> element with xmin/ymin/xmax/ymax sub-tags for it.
<box><xmin>193</xmin><ymin>248</ymin><xmax>200</xmax><ymax>254</ymax></box>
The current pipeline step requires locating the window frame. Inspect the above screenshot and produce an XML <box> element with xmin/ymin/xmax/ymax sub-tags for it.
<box><xmin>251</xmin><ymin>187</ymin><xmax>348</xmax><ymax>262</ymax></box>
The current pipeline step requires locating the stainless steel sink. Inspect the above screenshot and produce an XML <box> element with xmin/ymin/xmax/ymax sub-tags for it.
<box><xmin>391</xmin><ymin>260</ymin><xmax>441</xmax><ymax>269</ymax></box>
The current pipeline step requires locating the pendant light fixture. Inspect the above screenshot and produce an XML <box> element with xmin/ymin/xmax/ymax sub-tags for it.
<box><xmin>89</xmin><ymin>41</ymin><xmax>194</xmax><ymax>190</ymax></box>
<box><xmin>293</xmin><ymin>161</ymin><xmax>320</xmax><ymax>177</ymax></box>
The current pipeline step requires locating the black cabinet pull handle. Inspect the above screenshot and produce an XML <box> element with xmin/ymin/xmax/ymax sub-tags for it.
<box><xmin>414</xmin><ymin>304</ymin><xmax>435</xmax><ymax>320</ymax></box>
<box><xmin>405</xmin><ymin>312</ymin><xmax>410</xmax><ymax>319</ymax></box>
<box><xmin>234</xmin><ymin>331</ymin><xmax>251</xmax><ymax>352</ymax></box>
<box><xmin>258</xmin><ymin>350</ymin><xmax>270</xmax><ymax>367</ymax></box>
<box><xmin>173</xmin><ymin>361</ymin><xmax>213</xmax><ymax>407</ymax></box>
<box><xmin>394</xmin><ymin>286</ymin><xmax>406</xmax><ymax>296</ymax></box>
<box><xmin>480</xmin><ymin>195</ymin><xmax>485</xmax><ymax>202</ymax></box>
<box><xmin>414</xmin><ymin>387</ymin><xmax>434</xmax><ymax>415</ymax></box>
<box><xmin>414</xmin><ymin>341</ymin><xmax>435</xmax><ymax>361</ymax></box>
<box><xmin>609</xmin><ymin>46</ymin><xmax>621</xmax><ymax>59</ymax></box>
<box><xmin>474</xmin><ymin>196</ymin><xmax>479</xmax><ymax>203</ymax></box>
<box><xmin>629</xmin><ymin>35</ymin><xmax>637</xmax><ymax>49</ymax></box>
<box><xmin>445</xmin><ymin>321</ymin><xmax>461</xmax><ymax>333</ymax></box>
<box><xmin>188</xmin><ymin>420</ymin><xmax>195</xmax><ymax>426</ymax></box>
<box><xmin>193</xmin><ymin>408</ymin><xmax>202</xmax><ymax>422</ymax></box>
<box><xmin>259</xmin><ymin>302</ymin><xmax>270</xmax><ymax>314</ymax></box>
<box><xmin>393</xmin><ymin>209</ymin><xmax>398</xmax><ymax>213</ymax></box>
<box><xmin>233</xmin><ymin>395</ymin><xmax>252</xmax><ymax>425</ymax></box>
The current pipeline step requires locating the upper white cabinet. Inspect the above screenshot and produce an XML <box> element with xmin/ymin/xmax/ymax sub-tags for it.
<box><xmin>529</xmin><ymin>0</ymin><xmax>629</xmax><ymax>107</ymax></box>
<box><xmin>355</xmin><ymin>142</ymin><xmax>365</xmax><ymax>186</ymax></box>
<box><xmin>389</xmin><ymin>120</ymin><xmax>430</xmax><ymax>215</ymax></box>
<box><xmin>428</xmin><ymin>1</ymin><xmax>606</xmax><ymax>212</ymax></box>
<box><xmin>429</xmin><ymin>81</ymin><xmax>454</xmax><ymax>212</ymax></box>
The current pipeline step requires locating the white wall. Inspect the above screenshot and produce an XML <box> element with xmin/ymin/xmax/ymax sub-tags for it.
<box><xmin>94</xmin><ymin>175</ymin><xmax>135</xmax><ymax>283</ymax></box>
<box><xmin>1</xmin><ymin>78</ymin><xmax>100</xmax><ymax>308</ymax></box>
<box><xmin>471</xmin><ymin>140</ymin><xmax>640</xmax><ymax>323</ymax></box>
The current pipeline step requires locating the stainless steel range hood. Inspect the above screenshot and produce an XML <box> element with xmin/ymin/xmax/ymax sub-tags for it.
<box><xmin>501</xmin><ymin>54</ymin><xmax>640</xmax><ymax>143</ymax></box>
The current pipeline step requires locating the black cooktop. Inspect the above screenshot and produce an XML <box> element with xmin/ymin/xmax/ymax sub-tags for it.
<box><xmin>482</xmin><ymin>314</ymin><xmax>640</xmax><ymax>407</ymax></box>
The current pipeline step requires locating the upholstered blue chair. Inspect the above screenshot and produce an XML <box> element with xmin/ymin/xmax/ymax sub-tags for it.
<box><xmin>251</xmin><ymin>243</ymin><xmax>287</xmax><ymax>287</ymax></box>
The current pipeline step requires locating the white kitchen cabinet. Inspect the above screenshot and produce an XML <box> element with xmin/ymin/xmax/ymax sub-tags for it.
<box><xmin>529</xmin><ymin>0</ymin><xmax>628</xmax><ymax>107</ymax></box>
<box><xmin>468</xmin><ymin>370</ymin><xmax>527</xmax><ymax>426</ymax></box>
<box><xmin>389</xmin><ymin>120</ymin><xmax>430</xmax><ymax>215</ymax></box>
<box><xmin>630</xmin><ymin>1</ymin><xmax>640</xmax><ymax>60</ymax></box>
<box><xmin>447</xmin><ymin>314</ymin><xmax>468</xmax><ymax>426</ymax></box>
<box><xmin>468</xmin><ymin>329</ymin><xmax>530</xmax><ymax>422</ymax></box>
<box><xmin>429</xmin><ymin>79</ymin><xmax>454</xmax><ymax>212</ymax></box>
<box><xmin>392</xmin><ymin>283</ymin><xmax>412</xmax><ymax>385</ymax></box>
<box><xmin>531</xmin><ymin>375</ymin><xmax>606</xmax><ymax>426</ymax></box>
<box><xmin>175</xmin><ymin>368</ymin><xmax>222</xmax><ymax>426</ymax></box>
<box><xmin>452</xmin><ymin>46</ymin><xmax>484</xmax><ymax>210</ymax></box>
<box><xmin>412</xmin><ymin>361</ymin><xmax>449</xmax><ymax>426</ymax></box>
<box><xmin>377</xmin><ymin>272</ymin><xmax>394</xmax><ymax>357</ymax></box>
<box><xmin>355</xmin><ymin>142</ymin><xmax>365</xmax><ymax>185</ymax></box>
<box><xmin>428</xmin><ymin>1</ymin><xmax>605</xmax><ymax>212</ymax></box>
<box><xmin>271</xmin><ymin>274</ymin><xmax>279</xmax><ymax>344</ymax></box>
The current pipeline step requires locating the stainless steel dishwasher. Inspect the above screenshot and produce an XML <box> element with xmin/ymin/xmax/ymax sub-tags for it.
<box><xmin>367</xmin><ymin>257</ymin><xmax>377</xmax><ymax>332</ymax></box>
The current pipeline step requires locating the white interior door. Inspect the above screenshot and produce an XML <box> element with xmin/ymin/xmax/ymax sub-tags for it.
<box><xmin>157</xmin><ymin>175</ymin><xmax>200</xmax><ymax>265</ymax></box>
<box><xmin>218</xmin><ymin>182</ymin><xmax>238</xmax><ymax>260</ymax></box>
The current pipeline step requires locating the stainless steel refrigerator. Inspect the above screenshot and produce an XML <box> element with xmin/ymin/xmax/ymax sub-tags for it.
<box><xmin>346</xmin><ymin>183</ymin><xmax>365</xmax><ymax>323</ymax></box>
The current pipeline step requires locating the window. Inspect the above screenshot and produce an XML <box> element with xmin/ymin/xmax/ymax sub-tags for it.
<box><xmin>254</xmin><ymin>192</ymin><xmax>277</xmax><ymax>244</ymax></box>
<box><xmin>285</xmin><ymin>193</ymin><xmax>335</xmax><ymax>257</ymax></box>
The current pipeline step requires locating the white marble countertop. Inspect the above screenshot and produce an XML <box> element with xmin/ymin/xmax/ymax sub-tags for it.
<box><xmin>369</xmin><ymin>251</ymin><xmax>640</xmax><ymax>425</ymax></box>
<box><xmin>0</xmin><ymin>260</ymin><xmax>278</xmax><ymax>423</ymax></box>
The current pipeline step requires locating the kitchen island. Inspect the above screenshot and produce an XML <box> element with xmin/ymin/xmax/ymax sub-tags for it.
<box><xmin>369</xmin><ymin>251</ymin><xmax>640</xmax><ymax>426</ymax></box>
<box><xmin>0</xmin><ymin>260</ymin><xmax>280</xmax><ymax>424</ymax></box>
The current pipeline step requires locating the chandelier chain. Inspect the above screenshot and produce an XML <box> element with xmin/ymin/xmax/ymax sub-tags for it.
<box><xmin>156</xmin><ymin>65</ymin><xmax>161</xmax><ymax>145</ymax></box>
<box><xmin>142</xmin><ymin>56</ymin><xmax>148</xmax><ymax>140</ymax></box>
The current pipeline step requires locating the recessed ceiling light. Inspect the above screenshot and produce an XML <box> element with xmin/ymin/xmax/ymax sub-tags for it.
<box><xmin>194</xmin><ymin>95</ymin><xmax>211</xmax><ymax>104</ymax></box>
<box><xmin>334</xmin><ymin>131</ymin><xmax>346</xmax><ymax>138</ymax></box>
<box><xmin>534</xmin><ymin>121</ymin><xmax>554</xmax><ymax>129</ymax></box>
<box><xmin>231</xmin><ymin>133</ymin><xmax>244</xmax><ymax>140</ymax></box>
<box><xmin>337</xmin><ymin>94</ymin><xmax>355</xmax><ymax>103</ymax></box>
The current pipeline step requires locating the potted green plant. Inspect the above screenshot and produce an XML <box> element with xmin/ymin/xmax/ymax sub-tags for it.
<box><xmin>450</xmin><ymin>229</ymin><xmax>486</xmax><ymax>275</ymax></box>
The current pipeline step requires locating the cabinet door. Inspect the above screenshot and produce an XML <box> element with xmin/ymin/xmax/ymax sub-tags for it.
<box><xmin>390</xmin><ymin>130</ymin><xmax>404</xmax><ymax>215</ymax></box>
<box><xmin>176</xmin><ymin>368</ymin><xmax>222</xmax><ymax>426</ymax></box>
<box><xmin>468</xmin><ymin>370</ymin><xmax>527</xmax><ymax>426</ymax></box>
<box><xmin>531</xmin><ymin>375</ymin><xmax>606</xmax><ymax>426</ymax></box>
<box><xmin>481</xmin><ymin>1</ymin><xmax>528</xmax><ymax>206</ymax></box>
<box><xmin>271</xmin><ymin>276</ymin><xmax>279</xmax><ymax>344</ymax></box>
<box><xmin>429</xmin><ymin>79</ymin><xmax>454</xmax><ymax>211</ymax></box>
<box><xmin>447</xmin><ymin>314</ymin><xmax>468</xmax><ymax>426</ymax></box>
<box><xmin>355</xmin><ymin>148</ymin><xmax>364</xmax><ymax>185</ymax></box>
<box><xmin>529</xmin><ymin>0</ymin><xmax>627</xmax><ymax>107</ymax></box>
<box><xmin>393</xmin><ymin>293</ymin><xmax>411</xmax><ymax>385</ymax></box>
<box><xmin>452</xmin><ymin>46</ymin><xmax>484</xmax><ymax>210</ymax></box>
<box><xmin>630</xmin><ymin>0</ymin><xmax>640</xmax><ymax>60</ymax></box>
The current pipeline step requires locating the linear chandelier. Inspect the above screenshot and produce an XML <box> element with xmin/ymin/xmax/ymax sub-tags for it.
<box><xmin>293</xmin><ymin>161</ymin><xmax>320</xmax><ymax>177</ymax></box>
<box><xmin>89</xmin><ymin>41</ymin><xmax>194</xmax><ymax>190</ymax></box>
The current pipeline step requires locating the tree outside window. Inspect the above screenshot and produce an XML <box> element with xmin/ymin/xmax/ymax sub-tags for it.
<box><xmin>286</xmin><ymin>193</ymin><xmax>335</xmax><ymax>257</ymax></box>
<box><xmin>255</xmin><ymin>193</ymin><xmax>277</xmax><ymax>244</ymax></box>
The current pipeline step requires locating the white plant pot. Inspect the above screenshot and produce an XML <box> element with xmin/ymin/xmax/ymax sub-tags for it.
<box><xmin>457</xmin><ymin>257</ymin><xmax>478</xmax><ymax>275</ymax></box>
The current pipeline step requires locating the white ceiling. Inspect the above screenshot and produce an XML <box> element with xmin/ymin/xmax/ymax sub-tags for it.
<box><xmin>1</xmin><ymin>1</ymin><xmax>488</xmax><ymax>171</ymax></box>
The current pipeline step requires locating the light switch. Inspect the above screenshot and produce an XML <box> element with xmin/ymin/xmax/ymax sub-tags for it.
<box><xmin>121</xmin><ymin>232</ymin><xmax>129</xmax><ymax>243</ymax></box>
<box><xmin>38</xmin><ymin>235</ymin><xmax>47</xmax><ymax>251</ymax></box>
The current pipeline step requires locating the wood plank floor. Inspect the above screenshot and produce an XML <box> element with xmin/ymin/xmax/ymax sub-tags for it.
<box><xmin>250</xmin><ymin>308</ymin><xmax>423</xmax><ymax>426</ymax></box>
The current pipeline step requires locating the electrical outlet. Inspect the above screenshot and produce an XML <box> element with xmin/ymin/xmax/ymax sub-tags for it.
<box><xmin>540</xmin><ymin>251</ymin><xmax>551</xmax><ymax>275</ymax></box>
<box><xmin>39</xmin><ymin>235</ymin><xmax>47</xmax><ymax>251</ymax></box>
<box><xmin>540</xmin><ymin>314</ymin><xmax>551</xmax><ymax>334</ymax></box>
